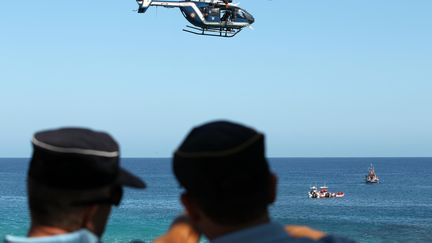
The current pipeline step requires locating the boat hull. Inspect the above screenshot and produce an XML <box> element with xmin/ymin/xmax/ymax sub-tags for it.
<box><xmin>366</xmin><ymin>180</ymin><xmax>379</xmax><ymax>183</ymax></box>
<box><xmin>308</xmin><ymin>191</ymin><xmax>344</xmax><ymax>199</ymax></box>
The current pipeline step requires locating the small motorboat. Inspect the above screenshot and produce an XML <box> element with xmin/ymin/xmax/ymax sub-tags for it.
<box><xmin>308</xmin><ymin>186</ymin><xmax>319</xmax><ymax>198</ymax></box>
<box><xmin>308</xmin><ymin>185</ymin><xmax>344</xmax><ymax>199</ymax></box>
<box><xmin>365</xmin><ymin>163</ymin><xmax>379</xmax><ymax>183</ymax></box>
<box><xmin>318</xmin><ymin>185</ymin><xmax>331</xmax><ymax>198</ymax></box>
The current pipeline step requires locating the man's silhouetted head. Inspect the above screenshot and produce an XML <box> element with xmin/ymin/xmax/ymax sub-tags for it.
<box><xmin>173</xmin><ymin>121</ymin><xmax>276</xmax><ymax>237</ymax></box>
<box><xmin>27</xmin><ymin>127</ymin><xmax>145</xmax><ymax>237</ymax></box>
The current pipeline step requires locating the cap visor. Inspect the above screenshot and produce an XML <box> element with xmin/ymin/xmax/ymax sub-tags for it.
<box><xmin>117</xmin><ymin>168</ymin><xmax>146</xmax><ymax>189</ymax></box>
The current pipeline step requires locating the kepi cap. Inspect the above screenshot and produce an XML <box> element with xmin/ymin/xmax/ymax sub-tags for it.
<box><xmin>173</xmin><ymin>121</ymin><xmax>270</xmax><ymax>198</ymax></box>
<box><xmin>29</xmin><ymin>128</ymin><xmax>146</xmax><ymax>190</ymax></box>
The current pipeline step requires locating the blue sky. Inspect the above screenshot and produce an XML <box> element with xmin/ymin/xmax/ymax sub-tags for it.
<box><xmin>0</xmin><ymin>0</ymin><xmax>431</xmax><ymax>157</ymax></box>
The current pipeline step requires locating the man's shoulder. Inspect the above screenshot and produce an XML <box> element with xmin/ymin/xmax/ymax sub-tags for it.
<box><xmin>285</xmin><ymin>225</ymin><xmax>356</xmax><ymax>243</ymax></box>
<box><xmin>4</xmin><ymin>230</ymin><xmax>100</xmax><ymax>243</ymax></box>
<box><xmin>211</xmin><ymin>222</ymin><xmax>356</xmax><ymax>243</ymax></box>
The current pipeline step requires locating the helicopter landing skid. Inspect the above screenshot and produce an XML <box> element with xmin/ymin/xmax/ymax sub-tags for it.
<box><xmin>183</xmin><ymin>25</ymin><xmax>242</xmax><ymax>38</ymax></box>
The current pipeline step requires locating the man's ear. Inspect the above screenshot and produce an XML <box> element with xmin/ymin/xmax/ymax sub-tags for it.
<box><xmin>181</xmin><ymin>193</ymin><xmax>201</xmax><ymax>223</ymax></box>
<box><xmin>269</xmin><ymin>173</ymin><xmax>277</xmax><ymax>204</ymax></box>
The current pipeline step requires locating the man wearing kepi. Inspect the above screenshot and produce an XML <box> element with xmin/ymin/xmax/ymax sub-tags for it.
<box><xmin>164</xmin><ymin>121</ymin><xmax>355</xmax><ymax>243</ymax></box>
<box><xmin>4</xmin><ymin>128</ymin><xmax>146</xmax><ymax>243</ymax></box>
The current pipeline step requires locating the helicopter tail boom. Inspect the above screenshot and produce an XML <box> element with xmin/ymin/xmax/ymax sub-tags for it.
<box><xmin>137</xmin><ymin>0</ymin><xmax>152</xmax><ymax>13</ymax></box>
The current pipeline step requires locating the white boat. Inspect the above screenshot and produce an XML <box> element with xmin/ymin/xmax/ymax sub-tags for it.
<box><xmin>308</xmin><ymin>185</ymin><xmax>344</xmax><ymax>199</ymax></box>
<box><xmin>318</xmin><ymin>185</ymin><xmax>331</xmax><ymax>198</ymax></box>
<box><xmin>308</xmin><ymin>186</ymin><xmax>319</xmax><ymax>198</ymax></box>
<box><xmin>365</xmin><ymin>164</ymin><xmax>379</xmax><ymax>183</ymax></box>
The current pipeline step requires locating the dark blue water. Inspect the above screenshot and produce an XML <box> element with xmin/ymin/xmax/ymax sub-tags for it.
<box><xmin>1</xmin><ymin>158</ymin><xmax>431</xmax><ymax>242</ymax></box>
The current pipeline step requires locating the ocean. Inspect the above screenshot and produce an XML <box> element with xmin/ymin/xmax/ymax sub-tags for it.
<box><xmin>1</xmin><ymin>158</ymin><xmax>431</xmax><ymax>242</ymax></box>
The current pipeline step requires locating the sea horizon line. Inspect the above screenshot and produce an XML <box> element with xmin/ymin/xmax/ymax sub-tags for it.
<box><xmin>1</xmin><ymin>156</ymin><xmax>432</xmax><ymax>159</ymax></box>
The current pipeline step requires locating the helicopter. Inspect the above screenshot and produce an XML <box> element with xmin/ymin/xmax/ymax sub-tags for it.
<box><xmin>136</xmin><ymin>0</ymin><xmax>255</xmax><ymax>37</ymax></box>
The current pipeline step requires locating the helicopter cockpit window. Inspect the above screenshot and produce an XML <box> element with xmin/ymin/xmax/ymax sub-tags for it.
<box><xmin>236</xmin><ymin>9</ymin><xmax>246</xmax><ymax>19</ymax></box>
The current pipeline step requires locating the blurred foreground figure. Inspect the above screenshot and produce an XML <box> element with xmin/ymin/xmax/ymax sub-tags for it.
<box><xmin>156</xmin><ymin>121</ymin><xmax>355</xmax><ymax>243</ymax></box>
<box><xmin>4</xmin><ymin>128</ymin><xmax>146</xmax><ymax>243</ymax></box>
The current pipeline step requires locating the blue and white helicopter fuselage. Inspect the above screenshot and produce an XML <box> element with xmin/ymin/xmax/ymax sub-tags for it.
<box><xmin>136</xmin><ymin>0</ymin><xmax>254</xmax><ymax>37</ymax></box>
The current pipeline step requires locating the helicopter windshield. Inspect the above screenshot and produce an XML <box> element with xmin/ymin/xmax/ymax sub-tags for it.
<box><xmin>236</xmin><ymin>9</ymin><xmax>246</xmax><ymax>19</ymax></box>
<box><xmin>232</xmin><ymin>8</ymin><xmax>254</xmax><ymax>23</ymax></box>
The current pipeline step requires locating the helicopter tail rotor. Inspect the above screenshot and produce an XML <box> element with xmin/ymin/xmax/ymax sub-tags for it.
<box><xmin>137</xmin><ymin>0</ymin><xmax>152</xmax><ymax>13</ymax></box>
